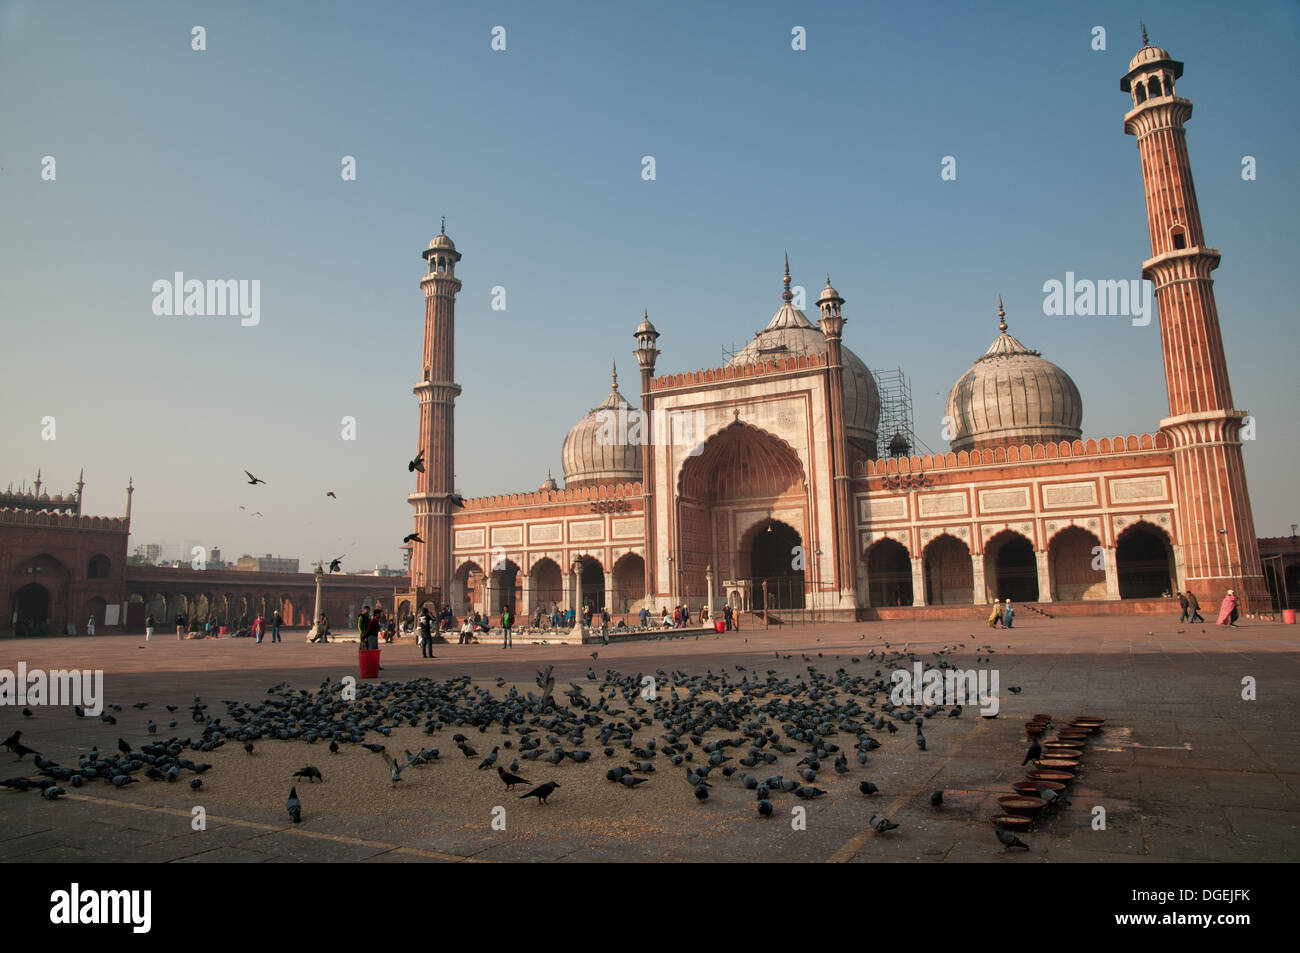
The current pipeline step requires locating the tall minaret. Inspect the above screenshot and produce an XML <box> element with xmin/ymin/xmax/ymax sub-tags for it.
<box><xmin>1121</xmin><ymin>32</ymin><xmax>1266</xmax><ymax>613</ymax></box>
<box><xmin>816</xmin><ymin>274</ymin><xmax>855</xmax><ymax>607</ymax></box>
<box><xmin>408</xmin><ymin>219</ymin><xmax>463</xmax><ymax>605</ymax></box>
<box><xmin>633</xmin><ymin>310</ymin><xmax>661</xmax><ymax>603</ymax></box>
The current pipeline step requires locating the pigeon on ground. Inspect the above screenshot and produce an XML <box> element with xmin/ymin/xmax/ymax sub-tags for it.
<box><xmin>519</xmin><ymin>781</ymin><xmax>560</xmax><ymax>804</ymax></box>
<box><xmin>996</xmin><ymin>823</ymin><xmax>1029</xmax><ymax>851</ymax></box>
<box><xmin>1022</xmin><ymin>740</ymin><xmax>1042</xmax><ymax>765</ymax></box>
<box><xmin>286</xmin><ymin>786</ymin><xmax>302</xmax><ymax>823</ymax></box>
<box><xmin>870</xmin><ymin>815</ymin><xmax>899</xmax><ymax>833</ymax></box>
<box><xmin>292</xmin><ymin>766</ymin><xmax>323</xmax><ymax>783</ymax></box>
<box><xmin>859</xmin><ymin>780</ymin><xmax>879</xmax><ymax>797</ymax></box>
<box><xmin>497</xmin><ymin>766</ymin><xmax>531</xmax><ymax>790</ymax></box>
<box><xmin>930</xmin><ymin>790</ymin><xmax>944</xmax><ymax>810</ymax></box>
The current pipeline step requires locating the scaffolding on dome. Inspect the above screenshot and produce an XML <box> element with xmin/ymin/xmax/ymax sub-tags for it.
<box><xmin>872</xmin><ymin>367</ymin><xmax>935</xmax><ymax>459</ymax></box>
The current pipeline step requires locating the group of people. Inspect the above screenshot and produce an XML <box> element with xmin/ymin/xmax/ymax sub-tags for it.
<box><xmin>987</xmin><ymin>599</ymin><xmax>1015</xmax><ymax>629</ymax></box>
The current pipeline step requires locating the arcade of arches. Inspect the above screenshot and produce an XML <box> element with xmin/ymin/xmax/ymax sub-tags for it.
<box><xmin>450</xmin><ymin>552</ymin><xmax>649</xmax><ymax>621</ymax></box>
<box><xmin>862</xmin><ymin>520</ymin><xmax>1176</xmax><ymax>607</ymax></box>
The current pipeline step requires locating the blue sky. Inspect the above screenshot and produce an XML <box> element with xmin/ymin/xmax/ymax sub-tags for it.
<box><xmin>2</xmin><ymin>0</ymin><xmax>1298</xmax><ymax>569</ymax></box>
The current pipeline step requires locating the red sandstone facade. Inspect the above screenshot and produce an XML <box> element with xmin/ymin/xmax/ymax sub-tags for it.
<box><xmin>431</xmin><ymin>38</ymin><xmax>1269</xmax><ymax>625</ymax></box>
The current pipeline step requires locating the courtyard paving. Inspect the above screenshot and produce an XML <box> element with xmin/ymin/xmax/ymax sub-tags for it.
<box><xmin>0</xmin><ymin>614</ymin><xmax>1296</xmax><ymax>863</ymax></box>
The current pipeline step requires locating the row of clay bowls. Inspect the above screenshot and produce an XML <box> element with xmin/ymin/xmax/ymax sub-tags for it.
<box><xmin>993</xmin><ymin>714</ymin><xmax>1105</xmax><ymax>830</ymax></box>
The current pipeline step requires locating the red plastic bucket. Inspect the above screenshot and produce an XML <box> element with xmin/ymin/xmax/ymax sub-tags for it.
<box><xmin>1284</xmin><ymin>609</ymin><xmax>1297</xmax><ymax>625</ymax></box>
<box><xmin>358</xmin><ymin>648</ymin><xmax>381</xmax><ymax>678</ymax></box>
<box><xmin>715</xmin><ymin>619</ymin><xmax>725</xmax><ymax>633</ymax></box>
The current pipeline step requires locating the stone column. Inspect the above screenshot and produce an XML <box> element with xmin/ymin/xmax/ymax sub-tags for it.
<box><xmin>971</xmin><ymin>554</ymin><xmax>986</xmax><ymax>605</ymax></box>
<box><xmin>604</xmin><ymin>573</ymin><xmax>616</xmax><ymax>616</ymax></box>
<box><xmin>480</xmin><ymin>573</ymin><xmax>491</xmax><ymax>618</ymax></box>
<box><xmin>519</xmin><ymin>572</ymin><xmax>532</xmax><ymax>618</ymax></box>
<box><xmin>309</xmin><ymin>566</ymin><xmax>323</xmax><ymax>641</ymax></box>
<box><xmin>571</xmin><ymin>561</ymin><xmax>585</xmax><ymax>639</ymax></box>
<box><xmin>705</xmin><ymin>564</ymin><xmax>716</xmax><ymax>622</ymax></box>
<box><xmin>911</xmin><ymin>557</ymin><xmax>927</xmax><ymax>607</ymax></box>
<box><xmin>1103</xmin><ymin>546</ymin><xmax>1121</xmax><ymax>600</ymax></box>
<box><xmin>1036</xmin><ymin>550</ymin><xmax>1052</xmax><ymax>603</ymax></box>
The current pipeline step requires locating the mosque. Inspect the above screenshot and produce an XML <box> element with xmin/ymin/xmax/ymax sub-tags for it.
<box><xmin>402</xmin><ymin>37</ymin><xmax>1268</xmax><ymax>625</ymax></box>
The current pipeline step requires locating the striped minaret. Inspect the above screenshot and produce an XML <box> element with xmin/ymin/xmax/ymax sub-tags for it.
<box><xmin>408</xmin><ymin>219</ymin><xmax>462</xmax><ymax>606</ymax></box>
<box><xmin>1121</xmin><ymin>34</ymin><xmax>1267</xmax><ymax>614</ymax></box>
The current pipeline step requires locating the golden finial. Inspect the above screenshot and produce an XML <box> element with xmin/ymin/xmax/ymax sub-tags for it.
<box><xmin>997</xmin><ymin>294</ymin><xmax>1007</xmax><ymax>332</ymax></box>
<box><xmin>611</xmin><ymin>360</ymin><xmax>618</xmax><ymax>390</ymax></box>
<box><xmin>440</xmin><ymin>216</ymin><xmax>446</xmax><ymax>234</ymax></box>
<box><xmin>782</xmin><ymin>253</ymin><xmax>793</xmax><ymax>303</ymax></box>
<box><xmin>1141</xmin><ymin>23</ymin><xmax>1149</xmax><ymax>47</ymax></box>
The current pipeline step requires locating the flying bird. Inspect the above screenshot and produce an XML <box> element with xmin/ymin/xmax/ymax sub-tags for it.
<box><xmin>404</xmin><ymin>533</ymin><xmax>424</xmax><ymax>545</ymax></box>
<box><xmin>244</xmin><ymin>470</ymin><xmax>266</xmax><ymax>485</ymax></box>
<box><xmin>328</xmin><ymin>558</ymin><xmax>342</xmax><ymax>573</ymax></box>
<box><xmin>409</xmin><ymin>451</ymin><xmax>425</xmax><ymax>473</ymax></box>
<box><xmin>326</xmin><ymin>491</ymin><xmax>337</xmax><ymax>498</ymax></box>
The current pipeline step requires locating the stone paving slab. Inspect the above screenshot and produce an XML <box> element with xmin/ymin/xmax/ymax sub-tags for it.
<box><xmin>1</xmin><ymin>614</ymin><xmax>1296</xmax><ymax>862</ymax></box>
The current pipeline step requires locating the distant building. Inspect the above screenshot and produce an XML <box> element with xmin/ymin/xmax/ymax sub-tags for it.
<box><xmin>235</xmin><ymin>553</ymin><xmax>300</xmax><ymax>574</ymax></box>
<box><xmin>1</xmin><ymin>471</ymin><xmax>131</xmax><ymax>635</ymax></box>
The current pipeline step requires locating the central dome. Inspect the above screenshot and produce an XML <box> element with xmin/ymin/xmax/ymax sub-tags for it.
<box><xmin>727</xmin><ymin>268</ymin><xmax>879</xmax><ymax>457</ymax></box>
<box><xmin>944</xmin><ymin>301</ymin><xmax>1082</xmax><ymax>452</ymax></box>
<box><xmin>561</xmin><ymin>364</ymin><xmax>643</xmax><ymax>489</ymax></box>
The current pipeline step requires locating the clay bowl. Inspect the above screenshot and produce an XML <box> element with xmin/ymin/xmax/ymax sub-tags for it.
<box><xmin>991</xmin><ymin>814</ymin><xmax>1033</xmax><ymax>832</ymax></box>
<box><xmin>998</xmin><ymin>794</ymin><xmax>1047</xmax><ymax>818</ymax></box>
<box><xmin>1045</xmin><ymin>745</ymin><xmax>1084</xmax><ymax>757</ymax></box>
<box><xmin>1055</xmin><ymin>733</ymin><xmax>1089</xmax><ymax>743</ymax></box>
<box><xmin>1014</xmin><ymin>779</ymin><xmax>1067</xmax><ymax>796</ymax></box>
<box><xmin>1049</xmin><ymin>737</ymin><xmax>1085</xmax><ymax>746</ymax></box>
<box><xmin>1034</xmin><ymin>758</ymin><xmax>1078</xmax><ymax>773</ymax></box>
<box><xmin>1025</xmin><ymin>723</ymin><xmax>1047</xmax><ymax>737</ymax></box>
<box><xmin>1028</xmin><ymin>769</ymin><xmax>1074</xmax><ymax>785</ymax></box>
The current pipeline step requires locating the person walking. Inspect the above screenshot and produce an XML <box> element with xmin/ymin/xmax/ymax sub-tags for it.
<box><xmin>176</xmin><ymin>612</ymin><xmax>186</xmax><ymax>641</ymax></box>
<box><xmin>1216</xmin><ymin>589</ymin><xmax>1239</xmax><ymax>626</ymax></box>
<box><xmin>724</xmin><ymin>603</ymin><xmax>733</xmax><ymax>631</ymax></box>
<box><xmin>418</xmin><ymin>609</ymin><xmax>433</xmax><ymax>657</ymax></box>
<box><xmin>501</xmin><ymin>605</ymin><xmax>513</xmax><ymax>649</ymax></box>
<box><xmin>86</xmin><ymin>615</ymin><xmax>95</xmax><ymax>636</ymax></box>
<box><xmin>1177</xmin><ymin>590</ymin><xmax>1190</xmax><ymax>622</ymax></box>
<box><xmin>599</xmin><ymin>606</ymin><xmax>609</xmax><ymax>645</ymax></box>
<box><xmin>1002</xmin><ymin>599</ymin><xmax>1015</xmax><ymax>629</ymax></box>
<box><xmin>271</xmin><ymin>610</ymin><xmax>283</xmax><ymax>643</ymax></box>
<box><xmin>310</xmin><ymin>613</ymin><xmax>330</xmax><ymax>643</ymax></box>
<box><xmin>639</xmin><ymin>605</ymin><xmax>650</xmax><ymax>629</ymax></box>
<box><xmin>253</xmin><ymin>613</ymin><xmax>265</xmax><ymax>643</ymax></box>
<box><xmin>987</xmin><ymin>602</ymin><xmax>1001</xmax><ymax>628</ymax></box>
<box><xmin>1186</xmin><ymin>589</ymin><xmax>1204</xmax><ymax>623</ymax></box>
<box><xmin>145</xmin><ymin>612</ymin><xmax>155</xmax><ymax>641</ymax></box>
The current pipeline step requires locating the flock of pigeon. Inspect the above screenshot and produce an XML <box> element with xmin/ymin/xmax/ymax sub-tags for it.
<box><xmin>2</xmin><ymin>640</ymin><xmax>1049</xmax><ymax>856</ymax></box>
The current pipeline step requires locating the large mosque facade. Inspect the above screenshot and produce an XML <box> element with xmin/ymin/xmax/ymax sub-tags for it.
<box><xmin>402</xmin><ymin>38</ymin><xmax>1268</xmax><ymax>625</ymax></box>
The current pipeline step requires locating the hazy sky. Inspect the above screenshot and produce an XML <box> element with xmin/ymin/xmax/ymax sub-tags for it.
<box><xmin>3</xmin><ymin>0</ymin><xmax>1298</xmax><ymax>570</ymax></box>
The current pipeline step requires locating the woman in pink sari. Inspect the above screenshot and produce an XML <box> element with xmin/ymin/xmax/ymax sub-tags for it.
<box><xmin>1216</xmin><ymin>590</ymin><xmax>1238</xmax><ymax>626</ymax></box>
